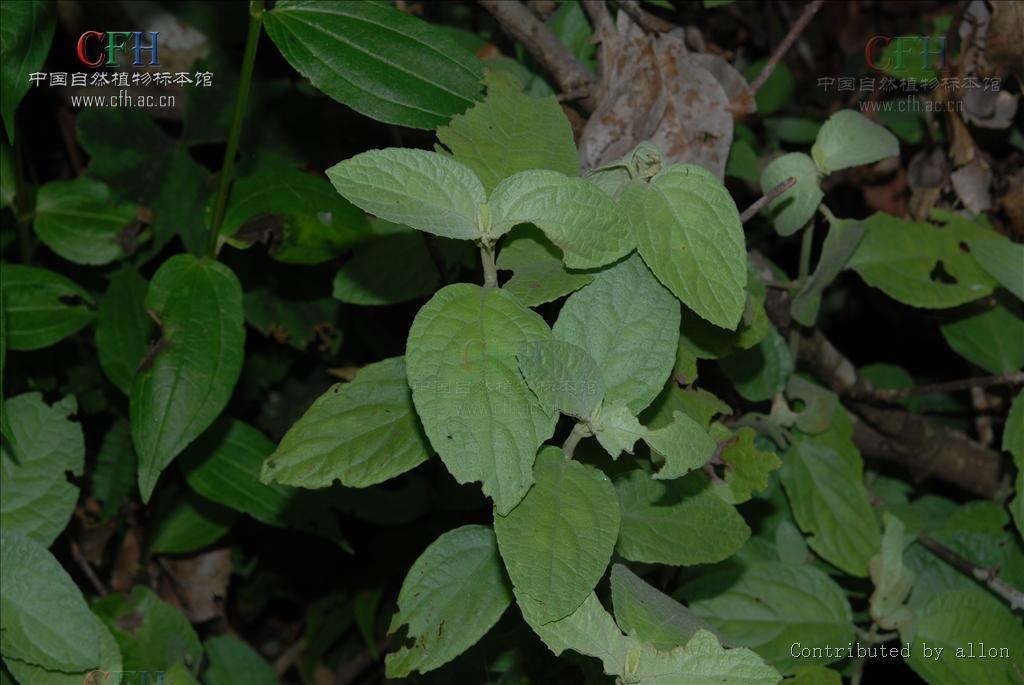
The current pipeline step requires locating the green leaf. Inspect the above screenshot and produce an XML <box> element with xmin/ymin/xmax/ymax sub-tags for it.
<box><xmin>623</xmin><ymin>164</ymin><xmax>747</xmax><ymax>329</ymax></box>
<box><xmin>436</xmin><ymin>70</ymin><xmax>578</xmax><ymax>193</ymax></box>
<box><xmin>496</xmin><ymin>226</ymin><xmax>594</xmax><ymax>307</ymax></box>
<box><xmin>592</xmin><ymin>403</ymin><xmax>647</xmax><ymax>458</ymax></box>
<box><xmin>0</xmin><ymin>1</ymin><xmax>55</xmax><ymax>142</ymax></box>
<box><xmin>641</xmin><ymin>382</ymin><xmax>732</xmax><ymax>431</ymax></box>
<box><xmin>811</xmin><ymin>110</ymin><xmax>899</xmax><ymax>175</ymax></box>
<box><xmin>775</xmin><ymin>519</ymin><xmax>810</xmax><ymax>564</ymax></box>
<box><xmin>849</xmin><ymin>211</ymin><xmax>998</xmax><ymax>308</ymax></box>
<box><xmin>95</xmin><ymin>266</ymin><xmax>153</xmax><ymax>394</ymax></box>
<box><xmin>718</xmin><ymin>427</ymin><xmax>782</xmax><ymax>504</ymax></box>
<box><xmin>261</xmin><ymin>357</ymin><xmax>432</xmax><ymax>488</ymax></box>
<box><xmin>3</xmin><ymin>614</ymin><xmax>120</xmax><ymax>685</ymax></box>
<box><xmin>759</xmin><ymin>153</ymin><xmax>822</xmax><ymax>237</ymax></box>
<box><xmin>785</xmin><ymin>376</ymin><xmax>838</xmax><ymax>435</ymax></box>
<box><xmin>518</xmin><ymin>592</ymin><xmax>628</xmax><ymax>676</ymax></box>
<box><xmin>202</xmin><ymin>635</ymin><xmax>276</xmax><ymax>685</ymax></box>
<box><xmin>726</xmin><ymin>140</ymin><xmax>760</xmax><ymax>183</ymax></box>
<box><xmin>791</xmin><ymin>215</ymin><xmax>866</xmax><ymax>326</ymax></box>
<box><xmin>264</xmin><ymin>0</ymin><xmax>482</xmax><ymax>129</ymax></box>
<box><xmin>0</xmin><ymin>530</ymin><xmax>99</xmax><ymax>673</ymax></box>
<box><xmin>744</xmin><ymin>60</ymin><xmax>793</xmax><ymax>115</ymax></box>
<box><xmin>901</xmin><ymin>590</ymin><xmax>1024</xmax><ymax>684</ymax></box>
<box><xmin>718</xmin><ymin>326</ymin><xmax>792</xmax><ymax>402</ymax></box>
<box><xmin>645</xmin><ymin>411</ymin><xmax>717</xmax><ymax>481</ymax></box>
<box><xmin>940</xmin><ymin>290</ymin><xmax>1024</xmax><ymax>374</ymax></box>
<box><xmin>615</xmin><ymin>470</ymin><xmax>750</xmax><ymax>566</ymax></box>
<box><xmin>386</xmin><ymin>525</ymin><xmax>511</xmax><ymax>677</ymax></box>
<box><xmin>91</xmin><ymin>418</ymin><xmax>137</xmax><ymax>520</ymax></box>
<box><xmin>0</xmin><ymin>393</ymin><xmax>83</xmax><ymax>546</ymax></box>
<box><xmin>94</xmin><ymin>586</ymin><xmax>203</xmax><ymax>675</ymax></box>
<box><xmin>0</xmin><ymin>141</ymin><xmax>13</xmax><ymax>207</ymax></box>
<box><xmin>243</xmin><ymin>288</ymin><xmax>340</xmax><ymax>353</ymax></box>
<box><xmin>553</xmin><ymin>254</ymin><xmax>680</xmax><ymax>414</ymax></box>
<box><xmin>1005</xmin><ymin>391</ymin><xmax>1024</xmax><ymax>536</ymax></box>
<box><xmin>779</xmin><ymin>410</ymin><xmax>881</xmax><ymax>577</ymax></box>
<box><xmin>767</xmin><ymin>117</ymin><xmax>821</xmax><ymax>144</ymax></box>
<box><xmin>0</xmin><ymin>264</ymin><xmax>94</xmax><ymax>351</ymax></box>
<box><xmin>683</xmin><ymin>562</ymin><xmax>854</xmax><ymax>671</ymax></box>
<box><xmin>610</xmin><ymin>564</ymin><xmax>719</xmax><ymax>650</ymax></box>
<box><xmin>33</xmin><ymin>178</ymin><xmax>138</xmax><ymax>265</ymax></box>
<box><xmin>221</xmin><ymin>169</ymin><xmax>371</xmax><ymax>263</ymax></box>
<box><xmin>518</xmin><ymin>340</ymin><xmax>603</xmax><ymax>420</ymax></box>
<box><xmin>488</xmin><ymin>169</ymin><xmax>633</xmax><ymax>267</ymax></box>
<box><xmin>968</xmin><ymin>238</ymin><xmax>1024</xmax><ymax>301</ymax></box>
<box><xmin>131</xmin><ymin>255</ymin><xmax>246</xmax><ymax>502</ymax></box>
<box><xmin>869</xmin><ymin>514</ymin><xmax>915</xmax><ymax>631</ymax></box>
<box><xmin>495</xmin><ymin>446</ymin><xmax>619</xmax><ymax>623</ymax></box>
<box><xmin>548</xmin><ymin>1</ymin><xmax>595</xmax><ymax>69</ymax></box>
<box><xmin>327</xmin><ymin>148</ymin><xmax>484</xmax><ymax>240</ymax></box>
<box><xmin>406</xmin><ymin>284</ymin><xmax>556</xmax><ymax>514</ymax></box>
<box><xmin>788</xmin><ymin>666</ymin><xmax>841</xmax><ymax>685</ymax></box>
<box><xmin>148</xmin><ymin>486</ymin><xmax>238</xmax><ymax>555</ymax></box>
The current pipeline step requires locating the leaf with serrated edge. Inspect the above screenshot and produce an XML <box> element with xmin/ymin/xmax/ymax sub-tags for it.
<box><xmin>646</xmin><ymin>411</ymin><xmax>717</xmax><ymax>480</ymax></box>
<box><xmin>496</xmin><ymin>226</ymin><xmax>594</xmax><ymax>307</ymax></box>
<box><xmin>327</xmin><ymin>148</ymin><xmax>485</xmax><ymax>240</ymax></box>
<box><xmin>406</xmin><ymin>284</ymin><xmax>556</xmax><ymax>514</ymax></box>
<box><xmin>791</xmin><ymin>215</ymin><xmax>865</xmax><ymax>325</ymax></box>
<box><xmin>386</xmin><ymin>525</ymin><xmax>511</xmax><ymax>677</ymax></box>
<box><xmin>261</xmin><ymin>357</ymin><xmax>431</xmax><ymax>488</ymax></box>
<box><xmin>760</xmin><ymin>153</ymin><xmax>822</xmax><ymax>237</ymax></box>
<box><xmin>488</xmin><ymin>169</ymin><xmax>633</xmax><ymax>267</ymax></box>
<box><xmin>494</xmin><ymin>446</ymin><xmax>619</xmax><ymax>623</ymax></box>
<box><xmin>869</xmin><ymin>513</ymin><xmax>915</xmax><ymax>631</ymax></box>
<box><xmin>593</xmin><ymin>403</ymin><xmax>647</xmax><ymax>459</ymax></box>
<box><xmin>624</xmin><ymin>164</ymin><xmax>747</xmax><ymax>329</ymax></box>
<box><xmin>554</xmin><ymin>254</ymin><xmax>679</xmax><ymax>414</ymax></box>
<box><xmin>811</xmin><ymin>110</ymin><xmax>899</xmax><ymax>175</ymax></box>
<box><xmin>611</xmin><ymin>564</ymin><xmax>719</xmax><ymax>651</ymax></box>
<box><xmin>518</xmin><ymin>340</ymin><xmax>603</xmax><ymax>420</ymax></box>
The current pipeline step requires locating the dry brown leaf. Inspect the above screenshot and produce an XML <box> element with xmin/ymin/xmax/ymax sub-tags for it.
<box><xmin>160</xmin><ymin>548</ymin><xmax>232</xmax><ymax>623</ymax></box>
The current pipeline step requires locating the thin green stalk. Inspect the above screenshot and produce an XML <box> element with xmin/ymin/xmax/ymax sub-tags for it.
<box><xmin>480</xmin><ymin>244</ymin><xmax>498</xmax><ymax>288</ymax></box>
<box><xmin>12</xmin><ymin>120</ymin><xmax>32</xmax><ymax>264</ymax></box>
<box><xmin>788</xmin><ymin>221</ymin><xmax>816</xmax><ymax>360</ymax></box>
<box><xmin>562</xmin><ymin>422</ymin><xmax>589</xmax><ymax>460</ymax></box>
<box><xmin>206</xmin><ymin>0</ymin><xmax>265</xmax><ymax>258</ymax></box>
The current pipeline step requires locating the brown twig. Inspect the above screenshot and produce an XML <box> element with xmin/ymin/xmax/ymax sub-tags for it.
<box><xmin>273</xmin><ymin>638</ymin><xmax>306</xmax><ymax>676</ymax></box>
<box><xmin>748</xmin><ymin>0</ymin><xmax>824</xmax><ymax>95</ymax></box>
<box><xmin>70</xmin><ymin>541</ymin><xmax>108</xmax><ymax>596</ymax></box>
<box><xmin>918</xmin><ymin>534</ymin><xmax>1024</xmax><ymax>611</ymax></box>
<box><xmin>857</xmin><ymin>372</ymin><xmax>1024</xmax><ymax>401</ymax></box>
<box><xmin>478</xmin><ymin>0</ymin><xmax>597</xmax><ymax>111</ymax></box>
<box><xmin>616</xmin><ymin>0</ymin><xmax>675</xmax><ymax>33</ymax></box>
<box><xmin>741</xmin><ymin>176</ymin><xmax>796</xmax><ymax>223</ymax></box>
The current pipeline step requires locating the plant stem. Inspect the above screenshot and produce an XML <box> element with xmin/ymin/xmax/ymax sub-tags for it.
<box><xmin>562</xmin><ymin>422</ymin><xmax>589</xmax><ymax>459</ymax></box>
<box><xmin>856</xmin><ymin>371</ymin><xmax>1024</xmax><ymax>401</ymax></box>
<box><xmin>788</xmin><ymin>220</ymin><xmax>815</xmax><ymax>360</ymax></box>
<box><xmin>480</xmin><ymin>244</ymin><xmax>498</xmax><ymax>288</ymax></box>
<box><xmin>748</xmin><ymin>0</ymin><xmax>824</xmax><ymax>95</ymax></box>
<box><xmin>206</xmin><ymin>0</ymin><xmax>265</xmax><ymax>259</ymax></box>
<box><xmin>740</xmin><ymin>176</ymin><xmax>795</xmax><ymax>223</ymax></box>
<box><xmin>918</xmin><ymin>534</ymin><xmax>1024</xmax><ymax>610</ymax></box>
<box><xmin>11</xmin><ymin>119</ymin><xmax>32</xmax><ymax>264</ymax></box>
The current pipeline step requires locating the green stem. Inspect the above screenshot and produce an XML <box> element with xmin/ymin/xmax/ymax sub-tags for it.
<box><xmin>480</xmin><ymin>243</ymin><xmax>498</xmax><ymax>288</ymax></box>
<box><xmin>562</xmin><ymin>422</ymin><xmax>590</xmax><ymax>459</ymax></box>
<box><xmin>788</xmin><ymin>220</ymin><xmax>815</xmax><ymax>360</ymax></box>
<box><xmin>12</xmin><ymin>119</ymin><xmax>32</xmax><ymax>264</ymax></box>
<box><xmin>206</xmin><ymin>0</ymin><xmax>265</xmax><ymax>258</ymax></box>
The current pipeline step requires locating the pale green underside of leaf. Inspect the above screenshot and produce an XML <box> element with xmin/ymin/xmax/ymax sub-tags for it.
<box><xmin>95</xmin><ymin>265</ymin><xmax>152</xmax><ymax>394</ymax></box>
<box><xmin>496</xmin><ymin>227</ymin><xmax>594</xmax><ymax>307</ymax></box>
<box><xmin>33</xmin><ymin>177</ymin><xmax>136</xmax><ymax>265</ymax></box>
<box><xmin>405</xmin><ymin>283</ymin><xmax>556</xmax><ymax>514</ymax></box>
<box><xmin>791</xmin><ymin>216</ymin><xmax>865</xmax><ymax>326</ymax></box>
<box><xmin>811</xmin><ymin>110</ymin><xmax>899</xmax><ymax>175</ymax></box>
<box><xmin>130</xmin><ymin>254</ymin><xmax>246</xmax><ymax>502</ymax></box>
<box><xmin>553</xmin><ymin>254</ymin><xmax>680</xmax><ymax>415</ymax></box>
<box><xmin>436</xmin><ymin>70</ymin><xmax>578</xmax><ymax>194</ymax></box>
<box><xmin>968</xmin><ymin>238</ymin><xmax>1024</xmax><ymax>302</ymax></box>
<box><xmin>593</xmin><ymin>403</ymin><xmax>647</xmax><ymax>459</ymax></box>
<box><xmin>940</xmin><ymin>290</ymin><xmax>1024</xmax><ymax>374</ymax></box>
<box><xmin>646</xmin><ymin>411</ymin><xmax>717</xmax><ymax>481</ymax></box>
<box><xmin>869</xmin><ymin>514</ymin><xmax>914</xmax><ymax>631</ymax></box>
<box><xmin>611</xmin><ymin>564</ymin><xmax>720</xmax><ymax>651</ymax></box>
<box><xmin>263</xmin><ymin>0</ymin><xmax>482</xmax><ymax>129</ymax></box>
<box><xmin>386</xmin><ymin>525</ymin><xmax>511</xmax><ymax>677</ymax></box>
<box><xmin>327</xmin><ymin>148</ymin><xmax>484</xmax><ymax>240</ymax></box>
<box><xmin>261</xmin><ymin>357</ymin><xmax>432</xmax><ymax>488</ymax></box>
<box><xmin>624</xmin><ymin>164</ymin><xmax>747</xmax><ymax>329</ymax></box>
<box><xmin>0</xmin><ymin>0</ymin><xmax>55</xmax><ymax>142</ymax></box>
<box><xmin>760</xmin><ymin>153</ymin><xmax>822</xmax><ymax>237</ymax></box>
<box><xmin>615</xmin><ymin>469</ymin><xmax>750</xmax><ymax>566</ymax></box>
<box><xmin>494</xmin><ymin>447</ymin><xmax>619</xmax><ymax>624</ymax></box>
<box><xmin>0</xmin><ymin>264</ymin><xmax>94</xmax><ymax>351</ymax></box>
<box><xmin>683</xmin><ymin>561</ymin><xmax>854</xmax><ymax>672</ymax></box>
<box><xmin>0</xmin><ymin>393</ymin><xmax>83</xmax><ymax>546</ymax></box>
<box><xmin>518</xmin><ymin>340</ymin><xmax>603</xmax><ymax>420</ymax></box>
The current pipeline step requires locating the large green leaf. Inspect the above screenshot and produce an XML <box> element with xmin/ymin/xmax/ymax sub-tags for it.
<box><xmin>518</xmin><ymin>340</ymin><xmax>604</xmax><ymax>420</ymax></box>
<box><xmin>264</xmin><ymin>0</ymin><xmax>482</xmax><ymax>129</ymax></box>
<box><xmin>488</xmin><ymin>169</ymin><xmax>632</xmax><ymax>267</ymax></box>
<box><xmin>33</xmin><ymin>178</ymin><xmax>137</xmax><ymax>265</ymax></box>
<box><xmin>94</xmin><ymin>586</ymin><xmax>203</xmax><ymax>675</ymax></box>
<box><xmin>553</xmin><ymin>254</ymin><xmax>680</xmax><ymax>414</ymax></box>
<box><xmin>0</xmin><ymin>530</ymin><xmax>99</xmax><ymax>673</ymax></box>
<box><xmin>683</xmin><ymin>561</ymin><xmax>854</xmax><ymax>671</ymax></box>
<box><xmin>405</xmin><ymin>284</ymin><xmax>556</xmax><ymax>514</ymax></box>
<box><xmin>623</xmin><ymin>164</ymin><xmax>747</xmax><ymax>329</ymax></box>
<box><xmin>496</xmin><ymin>226</ymin><xmax>594</xmax><ymax>307</ymax></box>
<box><xmin>0</xmin><ymin>1</ymin><xmax>55</xmax><ymax>142</ymax></box>
<box><xmin>868</xmin><ymin>514</ymin><xmax>915</xmax><ymax>631</ymax></box>
<box><xmin>759</xmin><ymin>153</ymin><xmax>822</xmax><ymax>237</ymax></box>
<box><xmin>3</xmin><ymin>614</ymin><xmax>120</xmax><ymax>685</ymax></box>
<box><xmin>386</xmin><ymin>525</ymin><xmax>511</xmax><ymax>677</ymax></box>
<box><xmin>0</xmin><ymin>393</ymin><xmax>83</xmax><ymax>546</ymax></box>
<box><xmin>90</xmin><ymin>418</ymin><xmax>137</xmax><ymax>521</ymax></box>
<box><xmin>718</xmin><ymin>326</ymin><xmax>792</xmax><ymax>402</ymax></box>
<box><xmin>901</xmin><ymin>590</ymin><xmax>1024</xmax><ymax>684</ymax></box>
<box><xmin>436</xmin><ymin>70</ymin><xmax>578</xmax><ymax>193</ymax></box>
<box><xmin>203</xmin><ymin>635</ymin><xmax>276</xmax><ymax>685</ymax></box>
<box><xmin>221</xmin><ymin>169</ymin><xmax>371</xmax><ymax>263</ymax></box>
<box><xmin>610</xmin><ymin>564</ymin><xmax>719</xmax><ymax>651</ymax></box>
<box><xmin>0</xmin><ymin>264</ymin><xmax>94</xmax><ymax>351</ymax></box>
<box><xmin>940</xmin><ymin>290</ymin><xmax>1024</xmax><ymax>374</ymax></box>
<box><xmin>95</xmin><ymin>266</ymin><xmax>153</xmax><ymax>394</ymax></box>
<box><xmin>849</xmin><ymin>211</ymin><xmax>997</xmax><ymax>308</ymax></box>
<box><xmin>791</xmin><ymin>215</ymin><xmax>865</xmax><ymax>326</ymax></box>
<box><xmin>811</xmin><ymin>110</ymin><xmax>899</xmax><ymax>175</ymax></box>
<box><xmin>968</xmin><ymin>237</ymin><xmax>1024</xmax><ymax>302</ymax></box>
<box><xmin>328</xmin><ymin>148</ymin><xmax>484</xmax><ymax>240</ymax></box>
<box><xmin>130</xmin><ymin>255</ymin><xmax>246</xmax><ymax>502</ymax></box>
<box><xmin>261</xmin><ymin>357</ymin><xmax>432</xmax><ymax>488</ymax></box>
<box><xmin>494</xmin><ymin>446</ymin><xmax>619</xmax><ymax>623</ymax></box>
<box><xmin>615</xmin><ymin>469</ymin><xmax>749</xmax><ymax>566</ymax></box>
<box><xmin>148</xmin><ymin>486</ymin><xmax>238</xmax><ymax>555</ymax></box>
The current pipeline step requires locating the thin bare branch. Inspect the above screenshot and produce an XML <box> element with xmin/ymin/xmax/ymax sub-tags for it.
<box><xmin>857</xmin><ymin>372</ymin><xmax>1024</xmax><ymax>401</ymax></box>
<box><xmin>919</xmin><ymin>534</ymin><xmax>1024</xmax><ymax>611</ymax></box>
<box><xmin>741</xmin><ymin>176</ymin><xmax>796</xmax><ymax>223</ymax></box>
<box><xmin>749</xmin><ymin>0</ymin><xmax>824</xmax><ymax>95</ymax></box>
<box><xmin>616</xmin><ymin>0</ymin><xmax>675</xmax><ymax>33</ymax></box>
